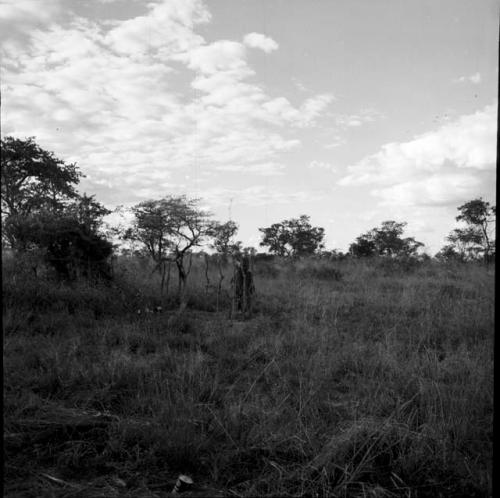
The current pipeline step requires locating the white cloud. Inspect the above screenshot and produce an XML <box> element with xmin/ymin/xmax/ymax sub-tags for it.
<box><xmin>338</xmin><ymin>103</ymin><xmax>497</xmax><ymax>206</ymax></box>
<box><xmin>308</xmin><ymin>160</ymin><xmax>337</xmax><ymax>172</ymax></box>
<box><xmin>179</xmin><ymin>40</ymin><xmax>247</xmax><ymax>73</ymax></box>
<box><xmin>2</xmin><ymin>0</ymin><xmax>335</xmax><ymax>206</ymax></box>
<box><xmin>453</xmin><ymin>72</ymin><xmax>482</xmax><ymax>84</ymax></box>
<box><xmin>324</xmin><ymin>136</ymin><xmax>345</xmax><ymax>149</ymax></box>
<box><xmin>470</xmin><ymin>72</ymin><xmax>482</xmax><ymax>84</ymax></box>
<box><xmin>202</xmin><ymin>185</ymin><xmax>323</xmax><ymax>207</ymax></box>
<box><xmin>372</xmin><ymin>173</ymin><xmax>483</xmax><ymax>207</ymax></box>
<box><xmin>300</xmin><ymin>94</ymin><xmax>335</xmax><ymax>125</ymax></box>
<box><xmin>0</xmin><ymin>0</ymin><xmax>62</xmax><ymax>29</ymax></box>
<box><xmin>104</xmin><ymin>0</ymin><xmax>209</xmax><ymax>56</ymax></box>
<box><xmin>243</xmin><ymin>32</ymin><xmax>279</xmax><ymax>53</ymax></box>
<box><xmin>215</xmin><ymin>162</ymin><xmax>285</xmax><ymax>175</ymax></box>
<box><xmin>335</xmin><ymin>108</ymin><xmax>382</xmax><ymax>128</ymax></box>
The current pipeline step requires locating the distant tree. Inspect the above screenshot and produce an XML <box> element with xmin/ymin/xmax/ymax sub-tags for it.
<box><xmin>349</xmin><ymin>221</ymin><xmax>423</xmax><ymax>257</ymax></box>
<box><xmin>125</xmin><ymin>199</ymin><xmax>173</xmax><ymax>267</ymax></box>
<box><xmin>317</xmin><ymin>248</ymin><xmax>346</xmax><ymax>260</ymax></box>
<box><xmin>205</xmin><ymin>220</ymin><xmax>241</xmax><ymax>310</ymax></box>
<box><xmin>445</xmin><ymin>228</ymin><xmax>482</xmax><ymax>261</ymax></box>
<box><xmin>126</xmin><ymin>196</ymin><xmax>212</xmax><ymax>299</ymax></box>
<box><xmin>1</xmin><ymin>136</ymin><xmax>82</xmax><ymax>248</ymax></box>
<box><xmin>208</xmin><ymin>220</ymin><xmax>241</xmax><ymax>259</ymax></box>
<box><xmin>435</xmin><ymin>243</ymin><xmax>463</xmax><ymax>262</ymax></box>
<box><xmin>349</xmin><ymin>236</ymin><xmax>377</xmax><ymax>257</ymax></box>
<box><xmin>259</xmin><ymin>215</ymin><xmax>325</xmax><ymax>257</ymax></box>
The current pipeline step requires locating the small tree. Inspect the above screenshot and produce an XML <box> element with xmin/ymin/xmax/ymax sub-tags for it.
<box><xmin>259</xmin><ymin>215</ymin><xmax>325</xmax><ymax>257</ymax></box>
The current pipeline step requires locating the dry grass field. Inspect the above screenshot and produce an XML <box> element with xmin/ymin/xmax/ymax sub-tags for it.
<box><xmin>3</xmin><ymin>255</ymin><xmax>494</xmax><ymax>497</ymax></box>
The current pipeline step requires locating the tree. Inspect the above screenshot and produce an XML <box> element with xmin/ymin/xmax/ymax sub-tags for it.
<box><xmin>127</xmin><ymin>195</ymin><xmax>212</xmax><ymax>299</ymax></box>
<box><xmin>435</xmin><ymin>243</ymin><xmax>462</xmax><ymax>262</ymax></box>
<box><xmin>68</xmin><ymin>193</ymin><xmax>111</xmax><ymax>233</ymax></box>
<box><xmin>320</xmin><ymin>249</ymin><xmax>347</xmax><ymax>260</ymax></box>
<box><xmin>7</xmin><ymin>206</ymin><xmax>113</xmax><ymax>280</ymax></box>
<box><xmin>349</xmin><ymin>221</ymin><xmax>424</xmax><ymax>257</ymax></box>
<box><xmin>1</xmin><ymin>136</ymin><xmax>82</xmax><ymax>214</ymax></box>
<box><xmin>1</xmin><ymin>137</ymin><xmax>113</xmax><ymax>279</ymax></box>
<box><xmin>205</xmin><ymin>220</ymin><xmax>242</xmax><ymax>310</ymax></box>
<box><xmin>35</xmin><ymin>213</ymin><xmax>113</xmax><ymax>280</ymax></box>
<box><xmin>1</xmin><ymin>137</ymin><xmax>82</xmax><ymax>249</ymax></box>
<box><xmin>349</xmin><ymin>235</ymin><xmax>377</xmax><ymax>257</ymax></box>
<box><xmin>125</xmin><ymin>199</ymin><xmax>173</xmax><ymax>266</ymax></box>
<box><xmin>447</xmin><ymin>198</ymin><xmax>496</xmax><ymax>262</ymax></box>
<box><xmin>208</xmin><ymin>220</ymin><xmax>241</xmax><ymax>259</ymax></box>
<box><xmin>444</xmin><ymin>228</ymin><xmax>482</xmax><ymax>261</ymax></box>
<box><xmin>259</xmin><ymin>215</ymin><xmax>325</xmax><ymax>257</ymax></box>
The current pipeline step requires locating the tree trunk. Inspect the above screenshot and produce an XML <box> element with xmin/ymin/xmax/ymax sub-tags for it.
<box><xmin>204</xmin><ymin>253</ymin><xmax>211</xmax><ymax>294</ymax></box>
<box><xmin>481</xmin><ymin>222</ymin><xmax>491</xmax><ymax>263</ymax></box>
<box><xmin>231</xmin><ymin>257</ymin><xmax>237</xmax><ymax>319</ymax></box>
<box><xmin>165</xmin><ymin>260</ymin><xmax>172</xmax><ymax>297</ymax></box>
<box><xmin>216</xmin><ymin>255</ymin><xmax>225</xmax><ymax>312</ymax></box>
<box><xmin>176</xmin><ymin>257</ymin><xmax>186</xmax><ymax>300</ymax></box>
<box><xmin>160</xmin><ymin>260</ymin><xmax>167</xmax><ymax>297</ymax></box>
<box><xmin>176</xmin><ymin>253</ymin><xmax>192</xmax><ymax>307</ymax></box>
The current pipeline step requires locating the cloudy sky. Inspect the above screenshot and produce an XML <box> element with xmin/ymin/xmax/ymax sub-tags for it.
<box><xmin>1</xmin><ymin>0</ymin><xmax>498</xmax><ymax>253</ymax></box>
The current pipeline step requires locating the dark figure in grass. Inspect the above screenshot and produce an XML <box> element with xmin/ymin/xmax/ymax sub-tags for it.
<box><xmin>233</xmin><ymin>254</ymin><xmax>255</xmax><ymax>316</ymax></box>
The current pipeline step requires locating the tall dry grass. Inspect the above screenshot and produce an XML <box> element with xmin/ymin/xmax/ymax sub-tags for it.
<box><xmin>3</xmin><ymin>255</ymin><xmax>494</xmax><ymax>497</ymax></box>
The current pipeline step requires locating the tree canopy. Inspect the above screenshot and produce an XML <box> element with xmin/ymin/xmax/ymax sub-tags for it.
<box><xmin>127</xmin><ymin>195</ymin><xmax>212</xmax><ymax>297</ymax></box>
<box><xmin>1</xmin><ymin>136</ymin><xmax>82</xmax><ymax>219</ymax></box>
<box><xmin>350</xmin><ymin>221</ymin><xmax>423</xmax><ymax>257</ymax></box>
<box><xmin>208</xmin><ymin>220</ymin><xmax>241</xmax><ymax>257</ymax></box>
<box><xmin>1</xmin><ymin>137</ymin><xmax>112</xmax><ymax>279</ymax></box>
<box><xmin>259</xmin><ymin>215</ymin><xmax>325</xmax><ymax>257</ymax></box>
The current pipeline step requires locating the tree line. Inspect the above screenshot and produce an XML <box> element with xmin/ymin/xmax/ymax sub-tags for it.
<box><xmin>1</xmin><ymin>137</ymin><xmax>496</xmax><ymax>283</ymax></box>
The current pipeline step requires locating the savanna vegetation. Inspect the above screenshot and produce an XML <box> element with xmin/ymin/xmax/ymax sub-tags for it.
<box><xmin>2</xmin><ymin>137</ymin><xmax>495</xmax><ymax>497</ymax></box>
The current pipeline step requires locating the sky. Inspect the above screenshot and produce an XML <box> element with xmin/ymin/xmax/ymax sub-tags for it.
<box><xmin>1</xmin><ymin>0</ymin><xmax>498</xmax><ymax>254</ymax></box>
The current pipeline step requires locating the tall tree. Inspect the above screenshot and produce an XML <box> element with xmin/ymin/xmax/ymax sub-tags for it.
<box><xmin>259</xmin><ymin>215</ymin><xmax>325</xmax><ymax>257</ymax></box>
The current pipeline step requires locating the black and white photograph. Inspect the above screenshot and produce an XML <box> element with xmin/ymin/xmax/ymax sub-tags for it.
<box><xmin>1</xmin><ymin>0</ymin><xmax>497</xmax><ymax>496</ymax></box>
